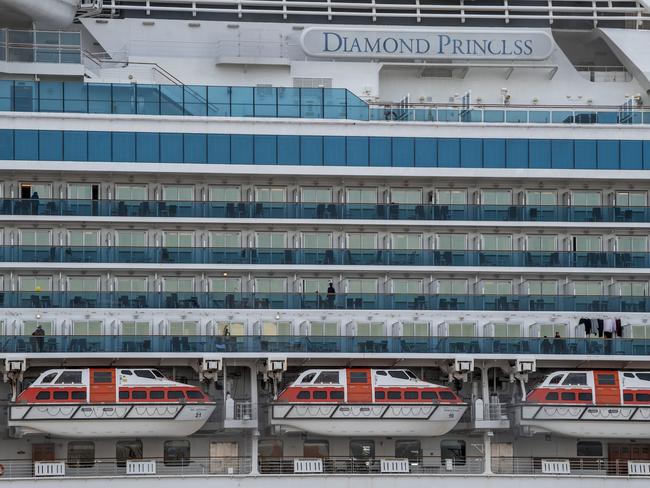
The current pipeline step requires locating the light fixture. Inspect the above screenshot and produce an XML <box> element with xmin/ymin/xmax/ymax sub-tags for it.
<box><xmin>275</xmin><ymin>313</ymin><xmax>280</xmax><ymax>320</ymax></box>
<box><xmin>36</xmin><ymin>313</ymin><xmax>41</xmax><ymax>319</ymax></box>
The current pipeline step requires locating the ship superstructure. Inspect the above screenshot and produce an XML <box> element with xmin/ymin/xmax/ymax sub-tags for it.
<box><xmin>1</xmin><ymin>1</ymin><xmax>650</xmax><ymax>487</ymax></box>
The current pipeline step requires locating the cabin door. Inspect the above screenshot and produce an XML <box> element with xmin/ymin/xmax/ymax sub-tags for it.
<box><xmin>346</xmin><ymin>369</ymin><xmax>372</xmax><ymax>403</ymax></box>
<box><xmin>593</xmin><ymin>371</ymin><xmax>620</xmax><ymax>405</ymax></box>
<box><xmin>609</xmin><ymin>444</ymin><xmax>650</xmax><ymax>475</ymax></box>
<box><xmin>210</xmin><ymin>442</ymin><xmax>239</xmax><ymax>474</ymax></box>
<box><xmin>89</xmin><ymin>369</ymin><xmax>116</xmax><ymax>403</ymax></box>
<box><xmin>32</xmin><ymin>443</ymin><xmax>55</xmax><ymax>462</ymax></box>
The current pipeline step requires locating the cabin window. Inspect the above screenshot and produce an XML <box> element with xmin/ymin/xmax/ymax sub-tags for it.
<box><xmin>36</xmin><ymin>391</ymin><xmax>50</xmax><ymax>400</ymax></box>
<box><xmin>168</xmin><ymin>391</ymin><xmax>185</xmax><ymax>400</ymax></box>
<box><xmin>152</xmin><ymin>370</ymin><xmax>164</xmax><ymax>378</ymax></box>
<box><xmin>561</xmin><ymin>392</ymin><xmax>576</xmax><ymax>401</ymax></box>
<box><xmin>350</xmin><ymin>440</ymin><xmax>375</xmax><ymax>459</ymax></box>
<box><xmin>421</xmin><ymin>391</ymin><xmax>438</xmax><ymax>400</ymax></box>
<box><xmin>116</xmin><ymin>440</ymin><xmax>143</xmax><ymax>467</ymax></box>
<box><xmin>67</xmin><ymin>441</ymin><xmax>95</xmax><ymax>468</ymax></box>
<box><xmin>578</xmin><ymin>392</ymin><xmax>592</xmax><ymax>401</ymax></box>
<box><xmin>349</xmin><ymin>372</ymin><xmax>368</xmax><ymax>384</ymax></box>
<box><xmin>577</xmin><ymin>441</ymin><xmax>602</xmax><ymax>457</ymax></box>
<box><xmin>150</xmin><ymin>391</ymin><xmax>164</xmax><ymax>399</ymax></box>
<box><xmin>164</xmin><ymin>440</ymin><xmax>190</xmax><ymax>466</ymax></box>
<box><xmin>395</xmin><ymin>440</ymin><xmax>421</xmax><ymax>463</ymax></box>
<box><xmin>122</xmin><ymin>370</ymin><xmax>133</xmax><ymax>375</ymax></box>
<box><xmin>624</xmin><ymin>373</ymin><xmax>634</xmax><ymax>378</ymax></box>
<box><xmin>53</xmin><ymin>391</ymin><xmax>69</xmax><ymax>400</ymax></box>
<box><xmin>304</xmin><ymin>440</ymin><xmax>329</xmax><ymax>458</ymax></box>
<box><xmin>597</xmin><ymin>374</ymin><xmax>616</xmax><ymax>385</ymax></box>
<box><xmin>71</xmin><ymin>391</ymin><xmax>86</xmax><ymax>400</ymax></box>
<box><xmin>563</xmin><ymin>373</ymin><xmax>588</xmax><ymax>386</ymax></box>
<box><xmin>300</xmin><ymin>373</ymin><xmax>317</xmax><ymax>384</ymax></box>
<box><xmin>297</xmin><ymin>391</ymin><xmax>310</xmax><ymax>400</ymax></box>
<box><xmin>330</xmin><ymin>391</ymin><xmax>344</xmax><ymax>400</ymax></box>
<box><xmin>404</xmin><ymin>391</ymin><xmax>418</xmax><ymax>400</ymax></box>
<box><xmin>387</xmin><ymin>391</ymin><xmax>401</xmax><ymax>400</ymax></box>
<box><xmin>186</xmin><ymin>390</ymin><xmax>203</xmax><ymax>399</ymax></box>
<box><xmin>637</xmin><ymin>393</ymin><xmax>650</xmax><ymax>401</ymax></box>
<box><xmin>374</xmin><ymin>391</ymin><xmax>386</xmax><ymax>400</ymax></box>
<box><xmin>624</xmin><ymin>393</ymin><xmax>634</xmax><ymax>401</ymax></box>
<box><xmin>41</xmin><ymin>373</ymin><xmax>57</xmax><ymax>384</ymax></box>
<box><xmin>439</xmin><ymin>391</ymin><xmax>455</xmax><ymax>400</ymax></box>
<box><xmin>313</xmin><ymin>391</ymin><xmax>327</xmax><ymax>400</ymax></box>
<box><xmin>315</xmin><ymin>372</ymin><xmax>340</xmax><ymax>384</ymax></box>
<box><xmin>376</xmin><ymin>371</ymin><xmax>387</xmax><ymax>376</ymax></box>
<box><xmin>93</xmin><ymin>372</ymin><xmax>112</xmax><ymax>383</ymax></box>
<box><xmin>119</xmin><ymin>391</ymin><xmax>129</xmax><ymax>399</ymax></box>
<box><xmin>388</xmin><ymin>371</ymin><xmax>410</xmax><ymax>380</ymax></box>
<box><xmin>132</xmin><ymin>391</ymin><xmax>146</xmax><ymax>400</ymax></box>
<box><xmin>56</xmin><ymin>371</ymin><xmax>82</xmax><ymax>384</ymax></box>
<box><xmin>545</xmin><ymin>392</ymin><xmax>559</xmax><ymax>400</ymax></box>
<box><xmin>548</xmin><ymin>374</ymin><xmax>563</xmax><ymax>385</ymax></box>
<box><xmin>134</xmin><ymin>370</ymin><xmax>156</xmax><ymax>379</ymax></box>
<box><xmin>637</xmin><ymin>373</ymin><xmax>650</xmax><ymax>381</ymax></box>
<box><xmin>441</xmin><ymin>440</ymin><xmax>466</xmax><ymax>466</ymax></box>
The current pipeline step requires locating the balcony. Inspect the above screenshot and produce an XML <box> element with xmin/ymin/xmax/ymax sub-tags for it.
<box><xmin>3</xmin><ymin>198</ymin><xmax>649</xmax><ymax>223</ymax></box>
<box><xmin>1</xmin><ymin>291</ymin><xmax>649</xmax><ymax>314</ymax></box>
<box><xmin>4</xmin><ymin>335</ymin><xmax>650</xmax><ymax>356</ymax></box>
<box><xmin>2</xmin><ymin>245</ymin><xmax>650</xmax><ymax>269</ymax></box>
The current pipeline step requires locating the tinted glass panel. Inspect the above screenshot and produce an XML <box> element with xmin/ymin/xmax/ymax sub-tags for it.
<box><xmin>297</xmin><ymin>391</ymin><xmax>310</xmax><ymax>399</ymax></box>
<box><xmin>421</xmin><ymin>391</ymin><xmax>438</xmax><ymax>400</ymax></box>
<box><xmin>561</xmin><ymin>392</ymin><xmax>576</xmax><ymax>401</ymax></box>
<box><xmin>186</xmin><ymin>390</ymin><xmax>203</xmax><ymax>399</ymax></box>
<box><xmin>119</xmin><ymin>391</ymin><xmax>129</xmax><ymax>399</ymax></box>
<box><xmin>71</xmin><ymin>391</ymin><xmax>86</xmax><ymax>400</ymax></box>
<box><xmin>374</xmin><ymin>391</ymin><xmax>386</xmax><ymax>400</ymax></box>
<box><xmin>439</xmin><ymin>391</ymin><xmax>455</xmax><ymax>400</ymax></box>
<box><xmin>167</xmin><ymin>391</ymin><xmax>185</xmax><ymax>399</ymax></box>
<box><xmin>387</xmin><ymin>391</ymin><xmax>401</xmax><ymax>400</ymax></box>
<box><xmin>53</xmin><ymin>391</ymin><xmax>69</xmax><ymax>400</ymax></box>
<box><xmin>637</xmin><ymin>393</ymin><xmax>650</xmax><ymax>401</ymax></box>
<box><xmin>404</xmin><ymin>391</ymin><xmax>418</xmax><ymax>400</ymax></box>
<box><xmin>330</xmin><ymin>390</ymin><xmax>344</xmax><ymax>400</ymax></box>
<box><xmin>313</xmin><ymin>391</ymin><xmax>327</xmax><ymax>400</ymax></box>
<box><xmin>545</xmin><ymin>392</ymin><xmax>559</xmax><ymax>400</ymax></box>
<box><xmin>350</xmin><ymin>372</ymin><xmax>368</xmax><ymax>383</ymax></box>
<box><xmin>597</xmin><ymin>374</ymin><xmax>616</xmax><ymax>385</ymax></box>
<box><xmin>132</xmin><ymin>390</ymin><xmax>146</xmax><ymax>399</ymax></box>
<box><xmin>93</xmin><ymin>372</ymin><xmax>112</xmax><ymax>383</ymax></box>
<box><xmin>36</xmin><ymin>391</ymin><xmax>51</xmax><ymax>400</ymax></box>
<box><xmin>149</xmin><ymin>390</ymin><xmax>164</xmax><ymax>399</ymax></box>
<box><xmin>578</xmin><ymin>392</ymin><xmax>592</xmax><ymax>401</ymax></box>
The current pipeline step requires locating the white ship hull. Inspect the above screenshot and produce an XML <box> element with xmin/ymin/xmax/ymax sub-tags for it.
<box><xmin>272</xmin><ymin>403</ymin><xmax>466</xmax><ymax>436</ymax></box>
<box><xmin>518</xmin><ymin>404</ymin><xmax>650</xmax><ymax>438</ymax></box>
<box><xmin>8</xmin><ymin>403</ymin><xmax>216</xmax><ymax>438</ymax></box>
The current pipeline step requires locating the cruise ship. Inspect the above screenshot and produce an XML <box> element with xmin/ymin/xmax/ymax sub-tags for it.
<box><xmin>1</xmin><ymin>1</ymin><xmax>650</xmax><ymax>487</ymax></box>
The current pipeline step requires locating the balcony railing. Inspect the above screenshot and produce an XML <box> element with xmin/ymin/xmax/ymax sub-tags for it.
<box><xmin>4</xmin><ymin>199</ymin><xmax>650</xmax><ymax>223</ymax></box>
<box><xmin>1</xmin><ymin>292</ymin><xmax>648</xmax><ymax>313</ymax></box>
<box><xmin>0</xmin><ymin>30</ymin><xmax>81</xmax><ymax>65</ymax></box>
<box><xmin>492</xmin><ymin>457</ymin><xmax>647</xmax><ymax>477</ymax></box>
<box><xmin>2</xmin><ymin>79</ymin><xmax>650</xmax><ymax>126</ymax></box>
<box><xmin>3</xmin><ymin>246</ymin><xmax>650</xmax><ymax>268</ymax></box>
<box><xmin>4</xmin><ymin>335</ymin><xmax>650</xmax><ymax>356</ymax></box>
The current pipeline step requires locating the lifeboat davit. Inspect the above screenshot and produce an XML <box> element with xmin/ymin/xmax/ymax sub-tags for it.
<box><xmin>9</xmin><ymin>368</ymin><xmax>216</xmax><ymax>438</ymax></box>
<box><xmin>518</xmin><ymin>370</ymin><xmax>650</xmax><ymax>438</ymax></box>
<box><xmin>271</xmin><ymin>368</ymin><xmax>466</xmax><ymax>436</ymax></box>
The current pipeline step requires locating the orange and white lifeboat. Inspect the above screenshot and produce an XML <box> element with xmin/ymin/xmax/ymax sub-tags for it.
<box><xmin>518</xmin><ymin>370</ymin><xmax>650</xmax><ymax>438</ymax></box>
<box><xmin>271</xmin><ymin>368</ymin><xmax>466</xmax><ymax>436</ymax></box>
<box><xmin>9</xmin><ymin>368</ymin><xmax>216</xmax><ymax>438</ymax></box>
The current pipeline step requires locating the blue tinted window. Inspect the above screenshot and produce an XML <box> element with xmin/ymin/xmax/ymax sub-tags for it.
<box><xmin>160</xmin><ymin>133</ymin><xmax>183</xmax><ymax>163</ymax></box>
<box><xmin>301</xmin><ymin>89</ymin><xmax>323</xmax><ymax>118</ymax></box>
<box><xmin>38</xmin><ymin>82</ymin><xmax>63</xmax><ymax>112</ymax></box>
<box><xmin>0</xmin><ymin>130</ymin><xmax>14</xmax><ymax>159</ymax></box>
<box><xmin>460</xmin><ymin>139</ymin><xmax>482</xmax><ymax>168</ymax></box>
<box><xmin>277</xmin><ymin>136</ymin><xmax>300</xmax><ymax>164</ymax></box>
<box><xmin>13</xmin><ymin>82</ymin><xmax>37</xmax><ymax>112</ymax></box>
<box><xmin>184</xmin><ymin>134</ymin><xmax>207</xmax><ymax>163</ymax></box>
<box><xmin>324</xmin><ymin>88</ymin><xmax>346</xmax><ymax>119</ymax></box>
<box><xmin>207</xmin><ymin>134</ymin><xmax>230</xmax><ymax>163</ymax></box>
<box><xmin>506</xmin><ymin>139</ymin><xmax>528</xmax><ymax>168</ymax></box>
<box><xmin>574</xmin><ymin>140</ymin><xmax>596</xmax><ymax>169</ymax></box>
<box><xmin>231</xmin><ymin>135</ymin><xmax>253</xmax><ymax>163</ymax></box>
<box><xmin>277</xmin><ymin>88</ymin><xmax>300</xmax><ymax>118</ymax></box>
<box><xmin>160</xmin><ymin>85</ymin><xmax>183</xmax><ymax>116</ymax></box>
<box><xmin>324</xmin><ymin>136</ymin><xmax>346</xmax><ymax>166</ymax></box>
<box><xmin>39</xmin><ymin>131</ymin><xmax>63</xmax><ymax>161</ymax></box>
<box><xmin>15</xmin><ymin>130</ymin><xmax>38</xmax><ymax>160</ymax></box>
<box><xmin>113</xmin><ymin>132</ymin><xmax>135</xmax><ymax>162</ymax></box>
<box><xmin>439</xmin><ymin>139</ymin><xmax>460</xmax><ymax>167</ymax></box>
<box><xmin>88</xmin><ymin>132</ymin><xmax>111</xmax><ymax>161</ymax></box>
<box><xmin>301</xmin><ymin>136</ymin><xmax>323</xmax><ymax>165</ymax></box>
<box><xmin>63</xmin><ymin>131</ymin><xmax>87</xmax><ymax>161</ymax></box>
<box><xmin>414</xmin><ymin>138</ymin><xmax>437</xmax><ymax>167</ymax></box>
<box><xmin>63</xmin><ymin>82</ymin><xmax>88</xmax><ymax>112</ymax></box>
<box><xmin>254</xmin><ymin>135</ymin><xmax>277</xmax><ymax>164</ymax></box>
<box><xmin>644</xmin><ymin>141</ymin><xmax>650</xmax><ymax>170</ymax></box>
<box><xmin>347</xmin><ymin>137</ymin><xmax>368</xmax><ymax>165</ymax></box>
<box><xmin>137</xmin><ymin>84</ymin><xmax>161</xmax><ymax>115</ymax></box>
<box><xmin>207</xmin><ymin>87</ymin><xmax>230</xmax><ymax>116</ymax></box>
<box><xmin>370</xmin><ymin>137</ymin><xmax>391</xmax><ymax>167</ymax></box>
<box><xmin>530</xmin><ymin>140</ymin><xmax>551</xmax><ymax>168</ymax></box>
<box><xmin>112</xmin><ymin>85</ymin><xmax>135</xmax><ymax>114</ymax></box>
<box><xmin>393</xmin><ymin>138</ymin><xmax>414</xmax><ymax>167</ymax></box>
<box><xmin>483</xmin><ymin>139</ymin><xmax>505</xmax><ymax>168</ymax></box>
<box><xmin>87</xmin><ymin>84</ymin><xmax>111</xmax><ymax>113</ymax></box>
<box><xmin>231</xmin><ymin>87</ymin><xmax>253</xmax><ymax>117</ymax></box>
<box><xmin>597</xmin><ymin>140</ymin><xmax>619</xmax><ymax>169</ymax></box>
<box><xmin>184</xmin><ymin>85</ymin><xmax>207</xmax><ymax>116</ymax></box>
<box><xmin>0</xmin><ymin>80</ymin><xmax>13</xmax><ymax>111</ymax></box>
<box><xmin>620</xmin><ymin>141</ymin><xmax>642</xmax><ymax>170</ymax></box>
<box><xmin>255</xmin><ymin>87</ymin><xmax>277</xmax><ymax>117</ymax></box>
<box><xmin>136</xmin><ymin>133</ymin><xmax>159</xmax><ymax>162</ymax></box>
<box><xmin>551</xmin><ymin>140</ymin><xmax>573</xmax><ymax>169</ymax></box>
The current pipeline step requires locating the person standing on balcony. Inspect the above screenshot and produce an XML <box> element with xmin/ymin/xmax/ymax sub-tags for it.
<box><xmin>32</xmin><ymin>324</ymin><xmax>45</xmax><ymax>352</ymax></box>
<box><xmin>327</xmin><ymin>281</ymin><xmax>336</xmax><ymax>309</ymax></box>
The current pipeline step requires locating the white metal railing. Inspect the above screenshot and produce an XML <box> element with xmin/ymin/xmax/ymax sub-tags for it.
<box><xmin>493</xmin><ymin>457</ymin><xmax>650</xmax><ymax>476</ymax></box>
<box><xmin>0</xmin><ymin>29</ymin><xmax>81</xmax><ymax>65</ymax></box>
<box><xmin>96</xmin><ymin>0</ymin><xmax>650</xmax><ymax>25</ymax></box>
<box><xmin>34</xmin><ymin>461</ymin><xmax>66</xmax><ymax>477</ymax></box>
<box><xmin>234</xmin><ymin>401</ymin><xmax>254</xmax><ymax>420</ymax></box>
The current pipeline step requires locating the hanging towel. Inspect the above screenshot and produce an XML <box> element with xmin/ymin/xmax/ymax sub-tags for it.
<box><xmin>603</xmin><ymin>318</ymin><xmax>616</xmax><ymax>335</ymax></box>
<box><xmin>590</xmin><ymin>318</ymin><xmax>599</xmax><ymax>336</ymax></box>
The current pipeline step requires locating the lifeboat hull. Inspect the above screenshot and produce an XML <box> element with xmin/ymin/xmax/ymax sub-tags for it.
<box><xmin>271</xmin><ymin>403</ymin><xmax>466</xmax><ymax>436</ymax></box>
<box><xmin>517</xmin><ymin>404</ymin><xmax>650</xmax><ymax>438</ymax></box>
<box><xmin>9</xmin><ymin>403</ymin><xmax>216</xmax><ymax>438</ymax></box>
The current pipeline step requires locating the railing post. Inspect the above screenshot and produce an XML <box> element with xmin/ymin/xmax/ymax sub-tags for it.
<box><xmin>250</xmin><ymin>431</ymin><xmax>260</xmax><ymax>475</ymax></box>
